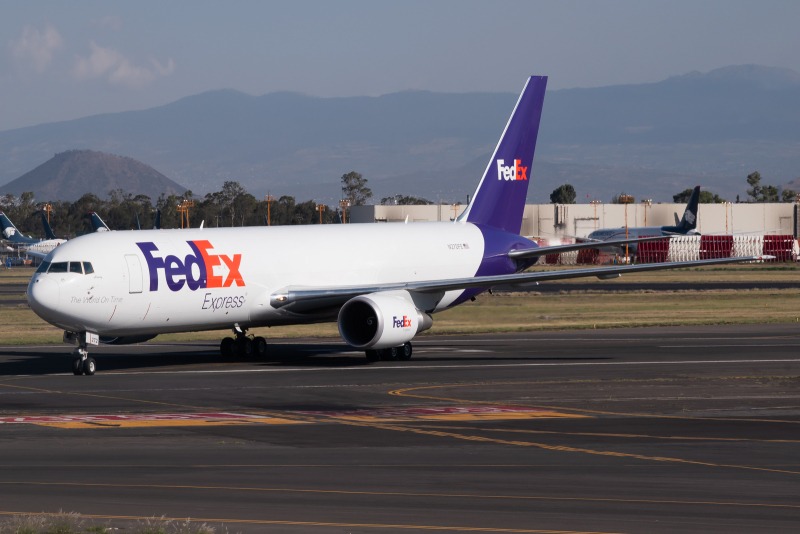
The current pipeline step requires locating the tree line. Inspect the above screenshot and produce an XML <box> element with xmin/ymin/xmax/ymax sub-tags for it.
<box><xmin>548</xmin><ymin>172</ymin><xmax>798</xmax><ymax>205</ymax></box>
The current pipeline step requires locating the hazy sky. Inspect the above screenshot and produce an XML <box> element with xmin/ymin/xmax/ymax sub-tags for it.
<box><xmin>2</xmin><ymin>0</ymin><xmax>799</xmax><ymax>131</ymax></box>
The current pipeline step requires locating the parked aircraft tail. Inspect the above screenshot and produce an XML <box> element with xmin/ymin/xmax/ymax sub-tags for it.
<box><xmin>135</xmin><ymin>213</ymin><xmax>141</xmax><ymax>230</ymax></box>
<box><xmin>153</xmin><ymin>209</ymin><xmax>161</xmax><ymax>230</ymax></box>
<box><xmin>459</xmin><ymin>76</ymin><xmax>547</xmax><ymax>235</ymax></box>
<box><xmin>0</xmin><ymin>212</ymin><xmax>36</xmax><ymax>244</ymax></box>
<box><xmin>89</xmin><ymin>212</ymin><xmax>110</xmax><ymax>232</ymax></box>
<box><xmin>41</xmin><ymin>213</ymin><xmax>57</xmax><ymax>240</ymax></box>
<box><xmin>677</xmin><ymin>186</ymin><xmax>700</xmax><ymax>231</ymax></box>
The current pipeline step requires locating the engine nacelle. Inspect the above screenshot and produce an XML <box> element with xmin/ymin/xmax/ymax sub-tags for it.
<box><xmin>338</xmin><ymin>292</ymin><xmax>431</xmax><ymax>349</ymax></box>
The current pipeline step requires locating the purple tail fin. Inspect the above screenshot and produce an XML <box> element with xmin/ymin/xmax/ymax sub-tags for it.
<box><xmin>459</xmin><ymin>76</ymin><xmax>547</xmax><ymax>234</ymax></box>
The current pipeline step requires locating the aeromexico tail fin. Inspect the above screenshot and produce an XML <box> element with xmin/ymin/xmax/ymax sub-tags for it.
<box><xmin>153</xmin><ymin>209</ymin><xmax>161</xmax><ymax>230</ymax></box>
<box><xmin>89</xmin><ymin>212</ymin><xmax>110</xmax><ymax>232</ymax></box>
<box><xmin>41</xmin><ymin>214</ymin><xmax>56</xmax><ymax>240</ymax></box>
<box><xmin>135</xmin><ymin>213</ymin><xmax>141</xmax><ymax>230</ymax></box>
<box><xmin>678</xmin><ymin>186</ymin><xmax>700</xmax><ymax>230</ymax></box>
<box><xmin>1</xmin><ymin>212</ymin><xmax>36</xmax><ymax>244</ymax></box>
<box><xmin>459</xmin><ymin>76</ymin><xmax>547</xmax><ymax>234</ymax></box>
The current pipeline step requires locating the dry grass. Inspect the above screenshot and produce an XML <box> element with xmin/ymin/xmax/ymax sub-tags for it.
<box><xmin>2</xmin><ymin>289</ymin><xmax>798</xmax><ymax>345</ymax></box>
<box><xmin>0</xmin><ymin>515</ymin><xmax>218</xmax><ymax>534</ymax></box>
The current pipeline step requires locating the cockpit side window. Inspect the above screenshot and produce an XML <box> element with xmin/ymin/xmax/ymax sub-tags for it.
<box><xmin>83</xmin><ymin>262</ymin><xmax>94</xmax><ymax>274</ymax></box>
<box><xmin>69</xmin><ymin>262</ymin><xmax>83</xmax><ymax>274</ymax></box>
<box><xmin>49</xmin><ymin>262</ymin><xmax>68</xmax><ymax>273</ymax></box>
<box><xmin>36</xmin><ymin>261</ymin><xmax>50</xmax><ymax>273</ymax></box>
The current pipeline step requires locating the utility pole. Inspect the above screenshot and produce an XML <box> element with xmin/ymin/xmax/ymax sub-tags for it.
<box><xmin>264</xmin><ymin>192</ymin><xmax>275</xmax><ymax>226</ymax></box>
<box><xmin>43</xmin><ymin>203</ymin><xmax>53</xmax><ymax>223</ymax></box>
<box><xmin>450</xmin><ymin>204</ymin><xmax>460</xmax><ymax>221</ymax></box>
<box><xmin>316</xmin><ymin>204</ymin><xmax>325</xmax><ymax>224</ymax></box>
<box><xmin>339</xmin><ymin>200</ymin><xmax>351</xmax><ymax>224</ymax></box>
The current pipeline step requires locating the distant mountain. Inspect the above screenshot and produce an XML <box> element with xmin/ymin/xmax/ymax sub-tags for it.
<box><xmin>0</xmin><ymin>149</ymin><xmax>186</xmax><ymax>201</ymax></box>
<box><xmin>0</xmin><ymin>64</ymin><xmax>798</xmax><ymax>203</ymax></box>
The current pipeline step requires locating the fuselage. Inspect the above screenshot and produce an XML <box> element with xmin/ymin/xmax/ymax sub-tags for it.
<box><xmin>587</xmin><ymin>225</ymin><xmax>693</xmax><ymax>253</ymax></box>
<box><xmin>27</xmin><ymin>222</ymin><xmax>533</xmax><ymax>337</ymax></box>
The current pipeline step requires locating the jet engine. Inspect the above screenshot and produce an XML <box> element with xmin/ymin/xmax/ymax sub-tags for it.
<box><xmin>338</xmin><ymin>292</ymin><xmax>432</xmax><ymax>349</ymax></box>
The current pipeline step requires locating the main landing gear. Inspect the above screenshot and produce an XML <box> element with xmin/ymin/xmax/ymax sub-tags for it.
<box><xmin>365</xmin><ymin>342</ymin><xmax>412</xmax><ymax>362</ymax></box>
<box><xmin>71</xmin><ymin>336</ymin><xmax>96</xmax><ymax>376</ymax></box>
<box><xmin>220</xmin><ymin>327</ymin><xmax>267</xmax><ymax>358</ymax></box>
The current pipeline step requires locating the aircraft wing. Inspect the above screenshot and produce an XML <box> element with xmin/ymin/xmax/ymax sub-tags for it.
<box><xmin>539</xmin><ymin>231</ymin><xmax>603</xmax><ymax>242</ymax></box>
<box><xmin>24</xmin><ymin>248</ymin><xmax>48</xmax><ymax>259</ymax></box>
<box><xmin>271</xmin><ymin>255</ymin><xmax>770</xmax><ymax>313</ymax></box>
<box><xmin>508</xmin><ymin>235</ymin><xmax>668</xmax><ymax>259</ymax></box>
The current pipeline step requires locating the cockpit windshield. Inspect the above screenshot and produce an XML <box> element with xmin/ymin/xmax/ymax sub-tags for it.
<box><xmin>43</xmin><ymin>261</ymin><xmax>94</xmax><ymax>274</ymax></box>
<box><xmin>49</xmin><ymin>262</ymin><xmax>68</xmax><ymax>273</ymax></box>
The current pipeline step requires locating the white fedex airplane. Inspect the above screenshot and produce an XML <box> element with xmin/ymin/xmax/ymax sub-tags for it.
<box><xmin>27</xmin><ymin>77</ymin><xmax>768</xmax><ymax>375</ymax></box>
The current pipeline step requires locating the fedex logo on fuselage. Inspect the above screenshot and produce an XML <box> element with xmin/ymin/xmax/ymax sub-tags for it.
<box><xmin>393</xmin><ymin>316</ymin><xmax>411</xmax><ymax>328</ymax></box>
<box><xmin>496</xmin><ymin>159</ymin><xmax>528</xmax><ymax>181</ymax></box>
<box><xmin>136</xmin><ymin>240</ymin><xmax>244</xmax><ymax>292</ymax></box>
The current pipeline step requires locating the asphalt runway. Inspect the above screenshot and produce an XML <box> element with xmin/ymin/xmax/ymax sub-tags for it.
<box><xmin>1</xmin><ymin>325</ymin><xmax>800</xmax><ymax>533</ymax></box>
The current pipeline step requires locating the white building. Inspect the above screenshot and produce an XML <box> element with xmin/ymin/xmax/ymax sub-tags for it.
<box><xmin>351</xmin><ymin>203</ymin><xmax>800</xmax><ymax>239</ymax></box>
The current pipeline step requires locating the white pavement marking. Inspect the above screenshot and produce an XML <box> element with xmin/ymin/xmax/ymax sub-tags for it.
<box><xmin>658</xmin><ymin>343</ymin><xmax>800</xmax><ymax>349</ymax></box>
<box><xmin>30</xmin><ymin>358</ymin><xmax>800</xmax><ymax>377</ymax></box>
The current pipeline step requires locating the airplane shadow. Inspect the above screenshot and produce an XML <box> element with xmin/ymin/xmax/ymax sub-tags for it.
<box><xmin>0</xmin><ymin>342</ymin><xmax>612</xmax><ymax>376</ymax></box>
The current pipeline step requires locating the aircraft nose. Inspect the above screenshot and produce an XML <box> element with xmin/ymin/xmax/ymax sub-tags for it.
<box><xmin>28</xmin><ymin>276</ymin><xmax>60</xmax><ymax>314</ymax></box>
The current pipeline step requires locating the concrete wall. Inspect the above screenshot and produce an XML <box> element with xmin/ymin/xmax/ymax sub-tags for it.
<box><xmin>350</xmin><ymin>203</ymin><xmax>799</xmax><ymax>238</ymax></box>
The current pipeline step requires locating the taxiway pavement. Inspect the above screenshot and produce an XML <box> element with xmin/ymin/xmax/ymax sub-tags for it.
<box><xmin>1</xmin><ymin>324</ymin><xmax>799</xmax><ymax>533</ymax></box>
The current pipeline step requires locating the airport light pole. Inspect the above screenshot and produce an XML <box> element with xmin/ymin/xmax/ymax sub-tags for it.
<box><xmin>264</xmin><ymin>192</ymin><xmax>275</xmax><ymax>226</ymax></box>
<box><xmin>339</xmin><ymin>200</ymin><xmax>351</xmax><ymax>224</ymax></box>
<box><xmin>316</xmin><ymin>204</ymin><xmax>325</xmax><ymax>224</ymax></box>
<box><xmin>450</xmin><ymin>204</ymin><xmax>460</xmax><ymax>221</ymax></box>
<box><xmin>641</xmin><ymin>199</ymin><xmax>652</xmax><ymax>226</ymax></box>
<box><xmin>589</xmin><ymin>200</ymin><xmax>601</xmax><ymax>231</ymax></box>
<box><xmin>177</xmin><ymin>200</ymin><xmax>194</xmax><ymax>229</ymax></box>
<box><xmin>619</xmin><ymin>195</ymin><xmax>634</xmax><ymax>263</ymax></box>
<box><xmin>44</xmin><ymin>203</ymin><xmax>53</xmax><ymax>224</ymax></box>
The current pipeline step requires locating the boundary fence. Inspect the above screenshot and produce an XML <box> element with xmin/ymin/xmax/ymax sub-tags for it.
<box><xmin>536</xmin><ymin>235</ymin><xmax>799</xmax><ymax>266</ymax></box>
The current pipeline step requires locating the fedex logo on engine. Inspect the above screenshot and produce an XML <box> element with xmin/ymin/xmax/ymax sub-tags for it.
<box><xmin>393</xmin><ymin>316</ymin><xmax>411</xmax><ymax>328</ymax></box>
<box><xmin>136</xmin><ymin>241</ymin><xmax>244</xmax><ymax>292</ymax></box>
<box><xmin>496</xmin><ymin>159</ymin><xmax>528</xmax><ymax>181</ymax></box>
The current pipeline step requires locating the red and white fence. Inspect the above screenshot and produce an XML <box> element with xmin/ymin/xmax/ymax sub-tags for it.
<box><xmin>535</xmin><ymin>236</ymin><xmax>799</xmax><ymax>265</ymax></box>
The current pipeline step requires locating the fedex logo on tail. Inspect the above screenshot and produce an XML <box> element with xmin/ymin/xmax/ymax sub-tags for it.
<box><xmin>137</xmin><ymin>240</ymin><xmax>244</xmax><ymax>292</ymax></box>
<box><xmin>393</xmin><ymin>316</ymin><xmax>411</xmax><ymax>328</ymax></box>
<box><xmin>496</xmin><ymin>159</ymin><xmax>528</xmax><ymax>181</ymax></box>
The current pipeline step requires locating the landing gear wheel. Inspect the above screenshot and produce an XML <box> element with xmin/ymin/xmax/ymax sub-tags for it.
<box><xmin>236</xmin><ymin>338</ymin><xmax>253</xmax><ymax>356</ymax></box>
<box><xmin>381</xmin><ymin>346</ymin><xmax>399</xmax><ymax>361</ymax></box>
<box><xmin>399</xmin><ymin>342</ymin><xmax>412</xmax><ymax>361</ymax></box>
<box><xmin>253</xmin><ymin>337</ymin><xmax>267</xmax><ymax>356</ymax></box>
<box><xmin>72</xmin><ymin>358</ymin><xmax>82</xmax><ymax>375</ymax></box>
<box><xmin>365</xmin><ymin>349</ymin><xmax>379</xmax><ymax>362</ymax></box>
<box><xmin>83</xmin><ymin>357</ymin><xmax>96</xmax><ymax>376</ymax></box>
<box><xmin>220</xmin><ymin>337</ymin><xmax>235</xmax><ymax>357</ymax></box>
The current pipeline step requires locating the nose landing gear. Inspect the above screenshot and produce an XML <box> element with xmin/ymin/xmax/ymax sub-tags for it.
<box><xmin>70</xmin><ymin>335</ymin><xmax>96</xmax><ymax>375</ymax></box>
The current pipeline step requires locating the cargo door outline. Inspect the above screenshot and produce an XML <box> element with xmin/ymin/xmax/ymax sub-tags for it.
<box><xmin>125</xmin><ymin>255</ymin><xmax>143</xmax><ymax>294</ymax></box>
